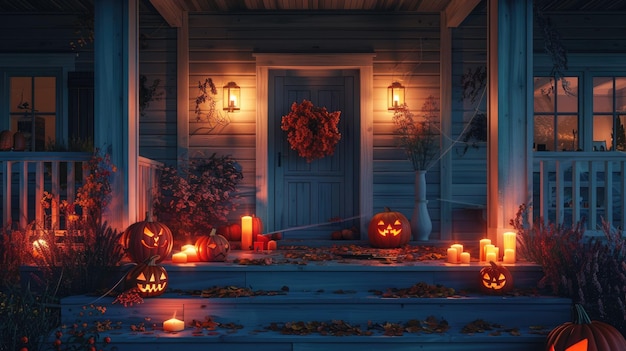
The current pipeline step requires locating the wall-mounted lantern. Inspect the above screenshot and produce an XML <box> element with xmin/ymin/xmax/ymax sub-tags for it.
<box><xmin>388</xmin><ymin>81</ymin><xmax>405</xmax><ymax>110</ymax></box>
<box><xmin>223</xmin><ymin>81</ymin><xmax>240</xmax><ymax>112</ymax></box>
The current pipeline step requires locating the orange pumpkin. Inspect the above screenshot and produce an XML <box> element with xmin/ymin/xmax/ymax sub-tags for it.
<box><xmin>546</xmin><ymin>304</ymin><xmax>626</xmax><ymax>351</ymax></box>
<box><xmin>0</xmin><ymin>130</ymin><xmax>13</xmax><ymax>151</ymax></box>
<box><xmin>13</xmin><ymin>132</ymin><xmax>26</xmax><ymax>151</ymax></box>
<box><xmin>368</xmin><ymin>208</ymin><xmax>411</xmax><ymax>248</ymax></box>
<box><xmin>217</xmin><ymin>223</ymin><xmax>241</xmax><ymax>241</ymax></box>
<box><xmin>124</xmin><ymin>255</ymin><xmax>168</xmax><ymax>297</ymax></box>
<box><xmin>479</xmin><ymin>261</ymin><xmax>513</xmax><ymax>294</ymax></box>
<box><xmin>195</xmin><ymin>228</ymin><xmax>230</xmax><ymax>262</ymax></box>
<box><xmin>121</xmin><ymin>214</ymin><xmax>173</xmax><ymax>264</ymax></box>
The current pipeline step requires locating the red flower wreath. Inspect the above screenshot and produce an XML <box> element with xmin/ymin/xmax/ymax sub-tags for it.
<box><xmin>281</xmin><ymin>99</ymin><xmax>341</xmax><ymax>163</ymax></box>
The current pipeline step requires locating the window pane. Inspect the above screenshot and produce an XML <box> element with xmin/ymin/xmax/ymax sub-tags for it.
<box><xmin>534</xmin><ymin>77</ymin><xmax>554</xmax><ymax>113</ymax></box>
<box><xmin>616</xmin><ymin>114</ymin><xmax>626</xmax><ymax>151</ymax></box>
<box><xmin>557</xmin><ymin>77</ymin><xmax>578</xmax><ymax>112</ymax></box>
<box><xmin>593</xmin><ymin>77</ymin><xmax>614</xmax><ymax>113</ymax></box>
<box><xmin>557</xmin><ymin>115</ymin><xmax>578</xmax><ymax>151</ymax></box>
<box><xmin>10</xmin><ymin>77</ymin><xmax>32</xmax><ymax>113</ymax></box>
<box><xmin>534</xmin><ymin>115</ymin><xmax>554</xmax><ymax>151</ymax></box>
<box><xmin>35</xmin><ymin>77</ymin><xmax>56</xmax><ymax>112</ymax></box>
<box><xmin>593</xmin><ymin>114</ymin><xmax>613</xmax><ymax>150</ymax></box>
<box><xmin>617</xmin><ymin>78</ymin><xmax>626</xmax><ymax>112</ymax></box>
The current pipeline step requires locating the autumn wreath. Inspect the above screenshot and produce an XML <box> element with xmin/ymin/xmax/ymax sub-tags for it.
<box><xmin>281</xmin><ymin>99</ymin><xmax>341</xmax><ymax>163</ymax></box>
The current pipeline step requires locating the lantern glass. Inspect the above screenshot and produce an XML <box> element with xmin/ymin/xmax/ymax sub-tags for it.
<box><xmin>388</xmin><ymin>82</ymin><xmax>405</xmax><ymax>110</ymax></box>
<box><xmin>223</xmin><ymin>81</ymin><xmax>240</xmax><ymax>111</ymax></box>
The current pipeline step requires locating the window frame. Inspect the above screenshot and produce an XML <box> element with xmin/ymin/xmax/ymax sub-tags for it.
<box><xmin>0</xmin><ymin>54</ymin><xmax>74</xmax><ymax>150</ymax></box>
<box><xmin>534</xmin><ymin>54</ymin><xmax>626</xmax><ymax>153</ymax></box>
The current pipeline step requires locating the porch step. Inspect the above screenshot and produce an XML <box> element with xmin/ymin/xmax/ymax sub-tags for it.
<box><xmin>58</xmin><ymin>246</ymin><xmax>570</xmax><ymax>351</ymax></box>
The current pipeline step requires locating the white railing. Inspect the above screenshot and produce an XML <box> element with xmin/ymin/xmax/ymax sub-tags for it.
<box><xmin>1</xmin><ymin>152</ymin><xmax>162</xmax><ymax>230</ymax></box>
<box><xmin>533</xmin><ymin>152</ymin><xmax>626</xmax><ymax>231</ymax></box>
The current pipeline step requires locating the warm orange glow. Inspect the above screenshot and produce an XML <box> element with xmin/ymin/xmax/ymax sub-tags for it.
<box><xmin>549</xmin><ymin>339</ymin><xmax>588</xmax><ymax>351</ymax></box>
<box><xmin>241</xmin><ymin>215</ymin><xmax>253</xmax><ymax>250</ymax></box>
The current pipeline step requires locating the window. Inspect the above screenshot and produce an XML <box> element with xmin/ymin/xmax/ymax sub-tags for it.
<box><xmin>9</xmin><ymin>76</ymin><xmax>57</xmax><ymax>151</ymax></box>
<box><xmin>592</xmin><ymin>77</ymin><xmax>626</xmax><ymax>151</ymax></box>
<box><xmin>533</xmin><ymin>76</ymin><xmax>580</xmax><ymax>151</ymax></box>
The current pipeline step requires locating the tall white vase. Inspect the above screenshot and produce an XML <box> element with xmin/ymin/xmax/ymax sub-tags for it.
<box><xmin>411</xmin><ymin>170</ymin><xmax>432</xmax><ymax>241</ymax></box>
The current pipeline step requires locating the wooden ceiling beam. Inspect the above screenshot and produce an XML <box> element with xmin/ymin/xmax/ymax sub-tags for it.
<box><xmin>444</xmin><ymin>0</ymin><xmax>481</xmax><ymax>27</ymax></box>
<box><xmin>150</xmin><ymin>0</ymin><xmax>185</xmax><ymax>27</ymax></box>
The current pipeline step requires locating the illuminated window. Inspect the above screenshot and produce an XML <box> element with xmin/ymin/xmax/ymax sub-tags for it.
<box><xmin>592</xmin><ymin>77</ymin><xmax>626</xmax><ymax>151</ymax></box>
<box><xmin>533</xmin><ymin>76</ymin><xmax>579</xmax><ymax>151</ymax></box>
<box><xmin>9</xmin><ymin>76</ymin><xmax>57</xmax><ymax>151</ymax></box>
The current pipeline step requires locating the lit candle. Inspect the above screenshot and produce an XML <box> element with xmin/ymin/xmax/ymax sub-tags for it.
<box><xmin>241</xmin><ymin>215</ymin><xmax>253</xmax><ymax>250</ymax></box>
<box><xmin>163</xmin><ymin>312</ymin><xmax>184</xmax><ymax>332</ymax></box>
<box><xmin>447</xmin><ymin>248</ymin><xmax>458</xmax><ymax>264</ymax></box>
<box><xmin>484</xmin><ymin>244</ymin><xmax>495</xmax><ymax>261</ymax></box>
<box><xmin>486</xmin><ymin>252</ymin><xmax>496</xmax><ymax>263</ymax></box>
<box><xmin>479</xmin><ymin>239</ymin><xmax>491</xmax><ymax>261</ymax></box>
<box><xmin>503</xmin><ymin>248</ymin><xmax>516</xmax><ymax>264</ymax></box>
<box><xmin>256</xmin><ymin>234</ymin><xmax>270</xmax><ymax>250</ymax></box>
<box><xmin>451</xmin><ymin>244</ymin><xmax>463</xmax><ymax>263</ymax></box>
<box><xmin>460</xmin><ymin>252</ymin><xmax>471</xmax><ymax>264</ymax></box>
<box><xmin>172</xmin><ymin>252</ymin><xmax>187</xmax><ymax>263</ymax></box>
<box><xmin>503</xmin><ymin>232</ymin><xmax>517</xmax><ymax>252</ymax></box>
<box><xmin>183</xmin><ymin>246</ymin><xmax>198</xmax><ymax>262</ymax></box>
<box><xmin>253</xmin><ymin>242</ymin><xmax>264</xmax><ymax>251</ymax></box>
<box><xmin>267</xmin><ymin>240</ymin><xmax>277</xmax><ymax>251</ymax></box>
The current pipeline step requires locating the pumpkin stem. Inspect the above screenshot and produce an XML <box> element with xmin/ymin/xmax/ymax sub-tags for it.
<box><xmin>145</xmin><ymin>211</ymin><xmax>152</xmax><ymax>222</ymax></box>
<box><xmin>147</xmin><ymin>255</ymin><xmax>160</xmax><ymax>265</ymax></box>
<box><xmin>572</xmin><ymin>304</ymin><xmax>592</xmax><ymax>325</ymax></box>
<box><xmin>489</xmin><ymin>260</ymin><xmax>498</xmax><ymax>269</ymax></box>
<box><xmin>384</xmin><ymin>207</ymin><xmax>391</xmax><ymax>212</ymax></box>
<box><xmin>210</xmin><ymin>228</ymin><xmax>217</xmax><ymax>236</ymax></box>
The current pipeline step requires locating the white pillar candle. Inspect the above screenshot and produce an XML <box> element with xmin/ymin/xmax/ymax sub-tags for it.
<box><xmin>163</xmin><ymin>312</ymin><xmax>185</xmax><ymax>332</ymax></box>
<box><xmin>484</xmin><ymin>244</ymin><xmax>495</xmax><ymax>261</ymax></box>
<box><xmin>451</xmin><ymin>244</ymin><xmax>463</xmax><ymax>263</ymax></box>
<box><xmin>172</xmin><ymin>252</ymin><xmax>187</xmax><ymax>263</ymax></box>
<box><xmin>486</xmin><ymin>252</ymin><xmax>496</xmax><ymax>263</ymax></box>
<box><xmin>183</xmin><ymin>246</ymin><xmax>198</xmax><ymax>262</ymax></box>
<box><xmin>479</xmin><ymin>239</ymin><xmax>491</xmax><ymax>261</ymax></box>
<box><xmin>503</xmin><ymin>248</ymin><xmax>516</xmax><ymax>264</ymax></box>
<box><xmin>503</xmin><ymin>232</ymin><xmax>517</xmax><ymax>252</ymax></box>
<box><xmin>447</xmin><ymin>248</ymin><xmax>458</xmax><ymax>263</ymax></box>
<box><xmin>267</xmin><ymin>240</ymin><xmax>277</xmax><ymax>251</ymax></box>
<box><xmin>241</xmin><ymin>215</ymin><xmax>253</xmax><ymax>250</ymax></box>
<box><xmin>460</xmin><ymin>252</ymin><xmax>471</xmax><ymax>264</ymax></box>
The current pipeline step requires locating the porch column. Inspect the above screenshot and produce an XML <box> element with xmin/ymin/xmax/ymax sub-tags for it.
<box><xmin>486</xmin><ymin>0</ymin><xmax>533</xmax><ymax>247</ymax></box>
<box><xmin>94</xmin><ymin>0</ymin><xmax>139</xmax><ymax>230</ymax></box>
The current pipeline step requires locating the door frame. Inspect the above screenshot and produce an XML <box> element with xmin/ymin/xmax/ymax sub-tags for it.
<box><xmin>254</xmin><ymin>53</ymin><xmax>375</xmax><ymax>238</ymax></box>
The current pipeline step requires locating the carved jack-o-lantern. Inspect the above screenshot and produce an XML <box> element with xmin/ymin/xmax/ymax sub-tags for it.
<box><xmin>196</xmin><ymin>228</ymin><xmax>230</xmax><ymax>262</ymax></box>
<box><xmin>124</xmin><ymin>255</ymin><xmax>168</xmax><ymax>297</ymax></box>
<box><xmin>546</xmin><ymin>304</ymin><xmax>626</xmax><ymax>351</ymax></box>
<box><xmin>479</xmin><ymin>261</ymin><xmax>513</xmax><ymax>294</ymax></box>
<box><xmin>121</xmin><ymin>214</ymin><xmax>173</xmax><ymax>263</ymax></box>
<box><xmin>368</xmin><ymin>207</ymin><xmax>411</xmax><ymax>248</ymax></box>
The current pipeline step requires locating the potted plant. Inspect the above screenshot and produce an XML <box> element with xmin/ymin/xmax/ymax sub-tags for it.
<box><xmin>392</xmin><ymin>96</ymin><xmax>439</xmax><ymax>240</ymax></box>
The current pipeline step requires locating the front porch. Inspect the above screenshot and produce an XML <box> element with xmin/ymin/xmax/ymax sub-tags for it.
<box><xmin>54</xmin><ymin>244</ymin><xmax>571</xmax><ymax>351</ymax></box>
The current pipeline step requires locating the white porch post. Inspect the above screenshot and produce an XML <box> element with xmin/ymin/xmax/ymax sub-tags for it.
<box><xmin>487</xmin><ymin>0</ymin><xmax>533</xmax><ymax>247</ymax></box>
<box><xmin>94</xmin><ymin>0</ymin><xmax>139</xmax><ymax>230</ymax></box>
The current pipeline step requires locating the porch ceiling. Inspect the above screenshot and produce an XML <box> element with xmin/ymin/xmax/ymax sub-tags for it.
<box><xmin>2</xmin><ymin>0</ymin><xmax>626</xmax><ymax>14</ymax></box>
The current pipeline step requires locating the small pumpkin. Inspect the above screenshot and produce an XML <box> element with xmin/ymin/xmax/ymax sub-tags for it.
<box><xmin>121</xmin><ymin>213</ymin><xmax>173</xmax><ymax>263</ymax></box>
<box><xmin>217</xmin><ymin>223</ymin><xmax>241</xmax><ymax>241</ymax></box>
<box><xmin>368</xmin><ymin>207</ymin><xmax>411</xmax><ymax>248</ymax></box>
<box><xmin>479</xmin><ymin>261</ymin><xmax>513</xmax><ymax>294</ymax></box>
<box><xmin>0</xmin><ymin>130</ymin><xmax>14</xmax><ymax>151</ymax></box>
<box><xmin>124</xmin><ymin>255</ymin><xmax>168</xmax><ymax>297</ymax></box>
<box><xmin>195</xmin><ymin>228</ymin><xmax>230</xmax><ymax>262</ymax></box>
<box><xmin>12</xmin><ymin>131</ymin><xmax>26</xmax><ymax>151</ymax></box>
<box><xmin>546</xmin><ymin>304</ymin><xmax>626</xmax><ymax>351</ymax></box>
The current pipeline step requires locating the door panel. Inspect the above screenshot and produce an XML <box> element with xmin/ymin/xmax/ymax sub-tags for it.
<box><xmin>269</xmin><ymin>70</ymin><xmax>359</xmax><ymax>239</ymax></box>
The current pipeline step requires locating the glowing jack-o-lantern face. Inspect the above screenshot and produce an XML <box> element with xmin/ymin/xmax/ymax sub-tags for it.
<box><xmin>377</xmin><ymin>219</ymin><xmax>404</xmax><ymax>237</ymax></box>
<box><xmin>196</xmin><ymin>228</ymin><xmax>231</xmax><ymax>262</ymax></box>
<box><xmin>478</xmin><ymin>261</ymin><xmax>513</xmax><ymax>294</ymax></box>
<box><xmin>368</xmin><ymin>208</ymin><xmax>411</xmax><ymax>248</ymax></box>
<box><xmin>122</xmin><ymin>217</ymin><xmax>173</xmax><ymax>263</ymax></box>
<box><xmin>546</xmin><ymin>304</ymin><xmax>626</xmax><ymax>351</ymax></box>
<box><xmin>125</xmin><ymin>255</ymin><xmax>168</xmax><ymax>297</ymax></box>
